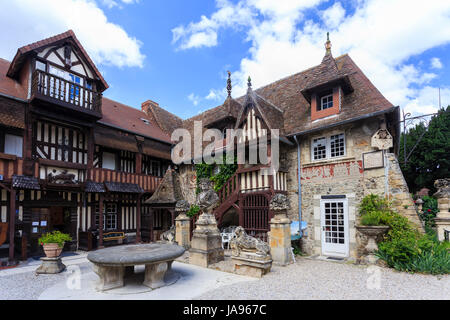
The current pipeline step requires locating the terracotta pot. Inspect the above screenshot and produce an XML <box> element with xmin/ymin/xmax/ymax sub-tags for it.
<box><xmin>43</xmin><ymin>243</ymin><xmax>64</xmax><ymax>258</ymax></box>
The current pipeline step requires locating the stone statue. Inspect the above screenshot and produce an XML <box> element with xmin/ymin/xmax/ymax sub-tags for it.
<box><xmin>434</xmin><ymin>178</ymin><xmax>450</xmax><ymax>198</ymax></box>
<box><xmin>160</xmin><ymin>225</ymin><xmax>175</xmax><ymax>244</ymax></box>
<box><xmin>230</xmin><ymin>226</ymin><xmax>270</xmax><ymax>257</ymax></box>
<box><xmin>48</xmin><ymin>169</ymin><xmax>76</xmax><ymax>184</ymax></box>
<box><xmin>196</xmin><ymin>178</ymin><xmax>219</xmax><ymax>214</ymax></box>
<box><xmin>269</xmin><ymin>193</ymin><xmax>290</xmax><ymax>212</ymax></box>
<box><xmin>175</xmin><ymin>200</ymin><xmax>190</xmax><ymax>213</ymax></box>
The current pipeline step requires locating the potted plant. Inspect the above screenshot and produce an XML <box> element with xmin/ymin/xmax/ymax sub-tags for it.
<box><xmin>356</xmin><ymin>195</ymin><xmax>391</xmax><ymax>264</ymax></box>
<box><xmin>38</xmin><ymin>231</ymin><xmax>72</xmax><ymax>258</ymax></box>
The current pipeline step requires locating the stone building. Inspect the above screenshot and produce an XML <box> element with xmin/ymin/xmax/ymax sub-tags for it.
<box><xmin>147</xmin><ymin>36</ymin><xmax>423</xmax><ymax>259</ymax></box>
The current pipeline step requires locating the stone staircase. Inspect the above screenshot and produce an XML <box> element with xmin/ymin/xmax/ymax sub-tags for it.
<box><xmin>386</xmin><ymin>153</ymin><xmax>424</xmax><ymax>232</ymax></box>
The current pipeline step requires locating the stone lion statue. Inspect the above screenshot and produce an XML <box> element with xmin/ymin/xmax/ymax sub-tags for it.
<box><xmin>160</xmin><ymin>225</ymin><xmax>175</xmax><ymax>243</ymax></box>
<box><xmin>230</xmin><ymin>226</ymin><xmax>270</xmax><ymax>257</ymax></box>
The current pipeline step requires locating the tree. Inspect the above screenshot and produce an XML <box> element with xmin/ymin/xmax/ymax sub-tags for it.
<box><xmin>399</xmin><ymin>106</ymin><xmax>450</xmax><ymax>193</ymax></box>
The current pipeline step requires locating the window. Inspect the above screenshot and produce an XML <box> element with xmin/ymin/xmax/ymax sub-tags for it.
<box><xmin>36</xmin><ymin>60</ymin><xmax>46</xmax><ymax>71</ymax></box>
<box><xmin>330</xmin><ymin>134</ymin><xmax>345</xmax><ymax>158</ymax></box>
<box><xmin>95</xmin><ymin>203</ymin><xmax>118</xmax><ymax>230</ymax></box>
<box><xmin>102</xmin><ymin>152</ymin><xmax>116</xmax><ymax>170</ymax></box>
<box><xmin>312</xmin><ymin>133</ymin><xmax>346</xmax><ymax>161</ymax></box>
<box><xmin>319</xmin><ymin>94</ymin><xmax>333</xmax><ymax>111</ymax></box>
<box><xmin>4</xmin><ymin>134</ymin><xmax>23</xmax><ymax>157</ymax></box>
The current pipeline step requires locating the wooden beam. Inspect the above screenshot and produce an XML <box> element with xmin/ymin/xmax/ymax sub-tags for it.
<box><xmin>98</xmin><ymin>194</ymin><xmax>104</xmax><ymax>248</ymax></box>
<box><xmin>9</xmin><ymin>189</ymin><xmax>16</xmax><ymax>261</ymax></box>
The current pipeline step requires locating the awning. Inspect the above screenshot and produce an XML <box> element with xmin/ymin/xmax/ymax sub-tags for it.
<box><xmin>85</xmin><ymin>181</ymin><xmax>105</xmax><ymax>193</ymax></box>
<box><xmin>12</xmin><ymin>175</ymin><xmax>40</xmax><ymax>190</ymax></box>
<box><xmin>104</xmin><ymin>182</ymin><xmax>144</xmax><ymax>193</ymax></box>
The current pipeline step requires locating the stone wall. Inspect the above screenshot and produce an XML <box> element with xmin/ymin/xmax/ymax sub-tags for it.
<box><xmin>176</xmin><ymin>164</ymin><xmax>197</xmax><ymax>205</ymax></box>
<box><xmin>284</xmin><ymin>117</ymin><xmax>423</xmax><ymax>258</ymax></box>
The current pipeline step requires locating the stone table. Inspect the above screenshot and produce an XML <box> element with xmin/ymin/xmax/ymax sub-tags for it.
<box><xmin>87</xmin><ymin>243</ymin><xmax>185</xmax><ymax>291</ymax></box>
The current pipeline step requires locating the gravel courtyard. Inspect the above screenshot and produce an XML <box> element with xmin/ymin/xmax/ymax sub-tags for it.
<box><xmin>0</xmin><ymin>255</ymin><xmax>448</xmax><ymax>300</ymax></box>
<box><xmin>199</xmin><ymin>258</ymin><xmax>449</xmax><ymax>300</ymax></box>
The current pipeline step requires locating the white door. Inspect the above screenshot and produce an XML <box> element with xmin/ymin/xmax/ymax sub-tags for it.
<box><xmin>320</xmin><ymin>197</ymin><xmax>349</xmax><ymax>257</ymax></box>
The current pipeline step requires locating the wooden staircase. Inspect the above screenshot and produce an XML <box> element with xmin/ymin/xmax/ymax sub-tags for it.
<box><xmin>214</xmin><ymin>171</ymin><xmax>240</xmax><ymax>224</ymax></box>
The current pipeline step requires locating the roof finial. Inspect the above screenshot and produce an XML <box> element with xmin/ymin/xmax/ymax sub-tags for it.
<box><xmin>247</xmin><ymin>76</ymin><xmax>252</xmax><ymax>89</ymax></box>
<box><xmin>325</xmin><ymin>32</ymin><xmax>332</xmax><ymax>55</ymax></box>
<box><xmin>227</xmin><ymin>71</ymin><xmax>232</xmax><ymax>98</ymax></box>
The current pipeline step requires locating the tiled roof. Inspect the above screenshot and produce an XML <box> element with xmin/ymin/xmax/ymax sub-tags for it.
<box><xmin>12</xmin><ymin>175</ymin><xmax>40</xmax><ymax>190</ymax></box>
<box><xmin>101</xmin><ymin>97</ymin><xmax>172</xmax><ymax>144</ymax></box>
<box><xmin>7</xmin><ymin>30</ymin><xmax>108</xmax><ymax>91</ymax></box>
<box><xmin>145</xmin><ymin>168</ymin><xmax>181</xmax><ymax>204</ymax></box>
<box><xmin>142</xmin><ymin>100</ymin><xmax>183</xmax><ymax>135</ymax></box>
<box><xmin>104</xmin><ymin>182</ymin><xmax>144</xmax><ymax>193</ymax></box>
<box><xmin>0</xmin><ymin>58</ymin><xmax>27</xmax><ymax>100</ymax></box>
<box><xmin>85</xmin><ymin>181</ymin><xmax>105</xmax><ymax>193</ymax></box>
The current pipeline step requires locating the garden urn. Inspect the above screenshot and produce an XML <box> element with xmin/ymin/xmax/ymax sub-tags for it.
<box><xmin>356</xmin><ymin>226</ymin><xmax>389</xmax><ymax>264</ymax></box>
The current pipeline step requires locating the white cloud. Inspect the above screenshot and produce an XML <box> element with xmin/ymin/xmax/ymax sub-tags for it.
<box><xmin>430</xmin><ymin>57</ymin><xmax>443</xmax><ymax>69</ymax></box>
<box><xmin>205</xmin><ymin>88</ymin><xmax>226</xmax><ymax>101</ymax></box>
<box><xmin>404</xmin><ymin>86</ymin><xmax>450</xmax><ymax>115</ymax></box>
<box><xmin>0</xmin><ymin>0</ymin><xmax>145</xmax><ymax>68</ymax></box>
<box><xmin>188</xmin><ymin>93</ymin><xmax>201</xmax><ymax>106</ymax></box>
<box><xmin>102</xmin><ymin>0</ymin><xmax>139</xmax><ymax>9</ymax></box>
<box><xmin>174</xmin><ymin>0</ymin><xmax>450</xmax><ymax>117</ymax></box>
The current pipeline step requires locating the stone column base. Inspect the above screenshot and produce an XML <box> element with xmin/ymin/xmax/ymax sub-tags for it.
<box><xmin>435</xmin><ymin>218</ymin><xmax>450</xmax><ymax>241</ymax></box>
<box><xmin>269</xmin><ymin>219</ymin><xmax>293</xmax><ymax>266</ymax></box>
<box><xmin>189</xmin><ymin>232</ymin><xmax>224</xmax><ymax>267</ymax></box>
<box><xmin>36</xmin><ymin>257</ymin><xmax>66</xmax><ymax>274</ymax></box>
<box><xmin>232</xmin><ymin>253</ymin><xmax>272</xmax><ymax>278</ymax></box>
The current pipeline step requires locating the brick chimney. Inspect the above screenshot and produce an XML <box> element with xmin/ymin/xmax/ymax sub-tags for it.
<box><xmin>141</xmin><ymin>99</ymin><xmax>159</xmax><ymax>114</ymax></box>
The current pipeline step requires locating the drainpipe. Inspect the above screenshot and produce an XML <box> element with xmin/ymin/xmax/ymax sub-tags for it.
<box><xmin>293</xmin><ymin>135</ymin><xmax>302</xmax><ymax>238</ymax></box>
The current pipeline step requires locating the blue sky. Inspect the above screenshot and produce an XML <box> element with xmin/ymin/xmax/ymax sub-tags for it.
<box><xmin>1</xmin><ymin>0</ymin><xmax>450</xmax><ymax>120</ymax></box>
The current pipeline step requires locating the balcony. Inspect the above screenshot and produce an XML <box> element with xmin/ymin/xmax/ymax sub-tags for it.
<box><xmin>88</xmin><ymin>168</ymin><xmax>163</xmax><ymax>193</ymax></box>
<box><xmin>31</xmin><ymin>69</ymin><xmax>102</xmax><ymax>118</ymax></box>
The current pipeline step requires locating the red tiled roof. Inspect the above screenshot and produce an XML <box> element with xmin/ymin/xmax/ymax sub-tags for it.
<box><xmin>7</xmin><ymin>30</ymin><xmax>108</xmax><ymax>91</ymax></box>
<box><xmin>100</xmin><ymin>97</ymin><xmax>172</xmax><ymax>144</ymax></box>
<box><xmin>0</xmin><ymin>58</ymin><xmax>27</xmax><ymax>100</ymax></box>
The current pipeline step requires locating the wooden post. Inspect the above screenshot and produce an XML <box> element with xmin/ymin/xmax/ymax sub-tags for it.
<box><xmin>149</xmin><ymin>208</ymin><xmax>154</xmax><ymax>242</ymax></box>
<box><xmin>98</xmin><ymin>194</ymin><xmax>104</xmax><ymax>248</ymax></box>
<box><xmin>136</xmin><ymin>195</ymin><xmax>141</xmax><ymax>243</ymax></box>
<box><xmin>170</xmin><ymin>209</ymin><xmax>175</xmax><ymax>226</ymax></box>
<box><xmin>9</xmin><ymin>189</ymin><xmax>16</xmax><ymax>261</ymax></box>
<box><xmin>136</xmin><ymin>153</ymin><xmax>142</xmax><ymax>175</ymax></box>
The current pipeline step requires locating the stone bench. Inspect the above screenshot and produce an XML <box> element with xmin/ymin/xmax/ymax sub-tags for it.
<box><xmin>87</xmin><ymin>243</ymin><xmax>185</xmax><ymax>291</ymax></box>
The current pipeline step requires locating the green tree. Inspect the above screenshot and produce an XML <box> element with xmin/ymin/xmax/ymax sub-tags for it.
<box><xmin>399</xmin><ymin>106</ymin><xmax>450</xmax><ymax>193</ymax></box>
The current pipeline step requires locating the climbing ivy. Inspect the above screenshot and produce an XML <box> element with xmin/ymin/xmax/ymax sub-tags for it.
<box><xmin>195</xmin><ymin>155</ymin><xmax>237</xmax><ymax>193</ymax></box>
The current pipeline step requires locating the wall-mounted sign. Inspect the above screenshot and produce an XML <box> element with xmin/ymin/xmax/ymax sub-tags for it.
<box><xmin>363</xmin><ymin>150</ymin><xmax>384</xmax><ymax>170</ymax></box>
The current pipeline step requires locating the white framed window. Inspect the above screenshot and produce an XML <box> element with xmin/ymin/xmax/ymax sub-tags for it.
<box><xmin>4</xmin><ymin>134</ymin><xmax>23</xmax><ymax>157</ymax></box>
<box><xmin>102</xmin><ymin>152</ymin><xmax>116</xmax><ymax>170</ymax></box>
<box><xmin>312</xmin><ymin>133</ymin><xmax>346</xmax><ymax>161</ymax></box>
<box><xmin>312</xmin><ymin>137</ymin><xmax>327</xmax><ymax>160</ymax></box>
<box><xmin>319</xmin><ymin>94</ymin><xmax>333</xmax><ymax>111</ymax></box>
<box><xmin>95</xmin><ymin>203</ymin><xmax>118</xmax><ymax>231</ymax></box>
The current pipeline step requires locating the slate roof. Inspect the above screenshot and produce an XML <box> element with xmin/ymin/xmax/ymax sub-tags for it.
<box><xmin>12</xmin><ymin>175</ymin><xmax>40</xmax><ymax>190</ymax></box>
<box><xmin>104</xmin><ymin>181</ymin><xmax>144</xmax><ymax>193</ymax></box>
<box><xmin>85</xmin><ymin>181</ymin><xmax>105</xmax><ymax>193</ymax></box>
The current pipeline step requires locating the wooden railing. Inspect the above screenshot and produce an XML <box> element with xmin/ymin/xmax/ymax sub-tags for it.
<box><xmin>88</xmin><ymin>168</ymin><xmax>162</xmax><ymax>193</ymax></box>
<box><xmin>31</xmin><ymin>69</ymin><xmax>102</xmax><ymax>115</ymax></box>
<box><xmin>217</xmin><ymin>171</ymin><xmax>240</xmax><ymax>204</ymax></box>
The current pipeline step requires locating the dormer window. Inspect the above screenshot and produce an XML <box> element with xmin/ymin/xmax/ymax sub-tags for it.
<box><xmin>319</xmin><ymin>93</ymin><xmax>333</xmax><ymax>111</ymax></box>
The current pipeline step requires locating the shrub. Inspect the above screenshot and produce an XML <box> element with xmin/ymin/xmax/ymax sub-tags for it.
<box><xmin>186</xmin><ymin>204</ymin><xmax>200</xmax><ymax>218</ymax></box>
<box><xmin>418</xmin><ymin>196</ymin><xmax>438</xmax><ymax>231</ymax></box>
<box><xmin>38</xmin><ymin>231</ymin><xmax>72</xmax><ymax>248</ymax></box>
<box><xmin>360</xmin><ymin>194</ymin><xmax>449</xmax><ymax>274</ymax></box>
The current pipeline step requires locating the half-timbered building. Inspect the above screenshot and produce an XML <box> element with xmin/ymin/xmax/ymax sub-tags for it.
<box><xmin>0</xmin><ymin>31</ymin><xmax>173</xmax><ymax>263</ymax></box>
<box><xmin>148</xmin><ymin>36</ymin><xmax>422</xmax><ymax>259</ymax></box>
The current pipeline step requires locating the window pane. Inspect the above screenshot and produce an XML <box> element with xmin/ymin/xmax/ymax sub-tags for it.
<box><xmin>312</xmin><ymin>137</ymin><xmax>327</xmax><ymax>160</ymax></box>
<box><xmin>4</xmin><ymin>134</ymin><xmax>23</xmax><ymax>157</ymax></box>
<box><xmin>102</xmin><ymin>152</ymin><xmax>116</xmax><ymax>170</ymax></box>
<box><xmin>330</xmin><ymin>134</ymin><xmax>345</xmax><ymax>157</ymax></box>
<box><xmin>320</xmin><ymin>94</ymin><xmax>333</xmax><ymax>111</ymax></box>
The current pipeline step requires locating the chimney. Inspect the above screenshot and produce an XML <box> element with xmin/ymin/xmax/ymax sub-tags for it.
<box><xmin>141</xmin><ymin>99</ymin><xmax>159</xmax><ymax>114</ymax></box>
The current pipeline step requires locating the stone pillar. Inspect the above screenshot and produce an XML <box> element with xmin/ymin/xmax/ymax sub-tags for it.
<box><xmin>189</xmin><ymin>179</ymin><xmax>224</xmax><ymax>267</ymax></box>
<box><xmin>175</xmin><ymin>200</ymin><xmax>191</xmax><ymax>249</ymax></box>
<box><xmin>268</xmin><ymin>194</ymin><xmax>293</xmax><ymax>266</ymax></box>
<box><xmin>433</xmin><ymin>179</ymin><xmax>450</xmax><ymax>241</ymax></box>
